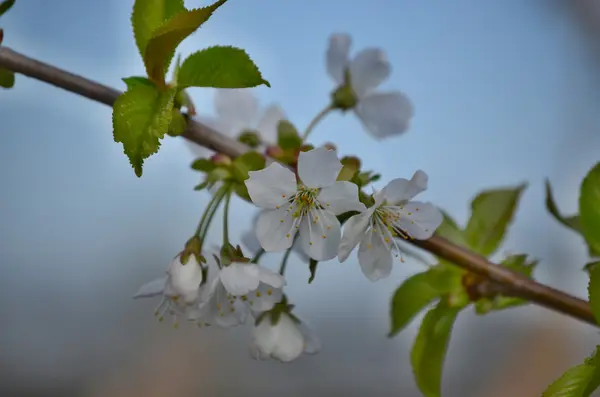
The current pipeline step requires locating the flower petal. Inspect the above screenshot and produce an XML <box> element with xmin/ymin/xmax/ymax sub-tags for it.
<box><xmin>297</xmin><ymin>147</ymin><xmax>342</xmax><ymax>189</ymax></box>
<box><xmin>392</xmin><ymin>201</ymin><xmax>443</xmax><ymax>240</ymax></box>
<box><xmin>257</xmin><ymin>266</ymin><xmax>286</xmax><ymax>288</ymax></box>
<box><xmin>326</xmin><ymin>33</ymin><xmax>352</xmax><ymax>85</ymax></box>
<box><xmin>212</xmin><ymin>280</ymin><xmax>248</xmax><ymax>327</ymax></box>
<box><xmin>338</xmin><ymin>211</ymin><xmax>371</xmax><ymax>262</ymax></box>
<box><xmin>299</xmin><ymin>210</ymin><xmax>341</xmax><ymax>261</ymax></box>
<box><xmin>256</xmin><ymin>105</ymin><xmax>286</xmax><ymax>146</ymax></box>
<box><xmin>133</xmin><ymin>277</ymin><xmax>167</xmax><ymax>298</ymax></box>
<box><xmin>291</xmin><ymin>239</ymin><xmax>311</xmax><ymax>263</ymax></box>
<box><xmin>256</xmin><ymin>206</ymin><xmax>297</xmax><ymax>252</ymax></box>
<box><xmin>354</xmin><ymin>91</ymin><xmax>414</xmax><ymax>139</ymax></box>
<box><xmin>358</xmin><ymin>231</ymin><xmax>393</xmax><ymax>281</ymax></box>
<box><xmin>271</xmin><ymin>314</ymin><xmax>305</xmax><ymax>362</ymax></box>
<box><xmin>349</xmin><ymin>48</ymin><xmax>391</xmax><ymax>97</ymax></box>
<box><xmin>214</xmin><ymin>88</ymin><xmax>259</xmax><ymax>134</ymax></box>
<box><xmin>247</xmin><ymin>283</ymin><xmax>282</xmax><ymax>312</ymax></box>
<box><xmin>219</xmin><ymin>263</ymin><xmax>261</xmax><ymax>296</ymax></box>
<box><xmin>383</xmin><ymin>170</ymin><xmax>428</xmax><ymax>204</ymax></box>
<box><xmin>167</xmin><ymin>255</ymin><xmax>204</xmax><ymax>303</ymax></box>
<box><xmin>299</xmin><ymin>320</ymin><xmax>322</xmax><ymax>355</ymax></box>
<box><xmin>318</xmin><ymin>181</ymin><xmax>366</xmax><ymax>215</ymax></box>
<box><xmin>245</xmin><ymin>163</ymin><xmax>297</xmax><ymax>209</ymax></box>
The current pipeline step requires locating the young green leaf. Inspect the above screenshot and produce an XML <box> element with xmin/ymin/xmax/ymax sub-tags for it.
<box><xmin>232</xmin><ymin>151</ymin><xmax>265</xmax><ymax>183</ymax></box>
<box><xmin>542</xmin><ymin>346</ymin><xmax>600</xmax><ymax>397</ymax></box>
<box><xmin>580</xmin><ymin>163</ymin><xmax>600</xmax><ymax>256</ymax></box>
<box><xmin>389</xmin><ymin>271</ymin><xmax>442</xmax><ymax>337</ymax></box>
<box><xmin>131</xmin><ymin>0</ymin><xmax>185</xmax><ymax>61</ymax></box>
<box><xmin>588</xmin><ymin>262</ymin><xmax>600</xmax><ymax>325</ymax></box>
<box><xmin>191</xmin><ymin>158</ymin><xmax>215</xmax><ymax>172</ymax></box>
<box><xmin>167</xmin><ymin>109</ymin><xmax>186</xmax><ymax>136</ymax></box>
<box><xmin>112</xmin><ymin>84</ymin><xmax>177</xmax><ymax>177</ymax></box>
<box><xmin>177</xmin><ymin>45</ymin><xmax>270</xmax><ymax>89</ymax></box>
<box><xmin>143</xmin><ymin>0</ymin><xmax>229</xmax><ymax>87</ymax></box>
<box><xmin>277</xmin><ymin>120</ymin><xmax>302</xmax><ymax>150</ymax></box>
<box><xmin>308</xmin><ymin>259</ymin><xmax>318</xmax><ymax>283</ymax></box>
<box><xmin>0</xmin><ymin>67</ymin><xmax>15</xmax><ymax>88</ymax></box>
<box><xmin>0</xmin><ymin>0</ymin><xmax>15</xmax><ymax>17</ymax></box>
<box><xmin>545</xmin><ymin>179</ymin><xmax>582</xmax><ymax>232</ymax></box>
<box><xmin>435</xmin><ymin>210</ymin><xmax>466</xmax><ymax>247</ymax></box>
<box><xmin>410</xmin><ymin>299</ymin><xmax>459</xmax><ymax>397</ymax></box>
<box><xmin>464</xmin><ymin>183</ymin><xmax>527</xmax><ymax>257</ymax></box>
<box><xmin>122</xmin><ymin>76</ymin><xmax>155</xmax><ymax>90</ymax></box>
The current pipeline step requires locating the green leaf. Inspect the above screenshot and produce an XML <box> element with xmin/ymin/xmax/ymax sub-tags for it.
<box><xmin>177</xmin><ymin>45</ymin><xmax>270</xmax><ymax>89</ymax></box>
<box><xmin>191</xmin><ymin>158</ymin><xmax>215</xmax><ymax>172</ymax></box>
<box><xmin>464</xmin><ymin>183</ymin><xmax>527</xmax><ymax>256</ymax></box>
<box><xmin>0</xmin><ymin>0</ymin><xmax>15</xmax><ymax>17</ymax></box>
<box><xmin>232</xmin><ymin>151</ymin><xmax>265</xmax><ymax>183</ymax></box>
<box><xmin>580</xmin><ymin>163</ymin><xmax>600</xmax><ymax>256</ymax></box>
<box><xmin>194</xmin><ymin>180</ymin><xmax>209</xmax><ymax>191</ymax></box>
<box><xmin>545</xmin><ymin>179</ymin><xmax>582</xmax><ymax>232</ymax></box>
<box><xmin>143</xmin><ymin>1</ymin><xmax>229</xmax><ymax>86</ymax></box>
<box><xmin>275</xmin><ymin>120</ymin><xmax>302</xmax><ymax>150</ymax></box>
<box><xmin>167</xmin><ymin>109</ymin><xmax>186</xmax><ymax>136</ymax></box>
<box><xmin>426</xmin><ymin>263</ymin><xmax>464</xmax><ymax>292</ymax></box>
<box><xmin>122</xmin><ymin>76</ymin><xmax>155</xmax><ymax>90</ymax></box>
<box><xmin>588</xmin><ymin>262</ymin><xmax>600</xmax><ymax>325</ymax></box>
<box><xmin>131</xmin><ymin>0</ymin><xmax>185</xmax><ymax>62</ymax></box>
<box><xmin>410</xmin><ymin>299</ymin><xmax>459</xmax><ymax>397</ymax></box>
<box><xmin>308</xmin><ymin>259</ymin><xmax>318</xmax><ymax>283</ymax></box>
<box><xmin>233</xmin><ymin>182</ymin><xmax>251</xmax><ymax>202</ymax></box>
<box><xmin>435</xmin><ymin>210</ymin><xmax>466</xmax><ymax>247</ymax></box>
<box><xmin>584</xmin><ymin>261</ymin><xmax>600</xmax><ymax>275</ymax></box>
<box><xmin>0</xmin><ymin>67</ymin><xmax>14</xmax><ymax>88</ymax></box>
<box><xmin>389</xmin><ymin>272</ymin><xmax>442</xmax><ymax>337</ymax></box>
<box><xmin>542</xmin><ymin>346</ymin><xmax>600</xmax><ymax>397</ymax></box>
<box><xmin>112</xmin><ymin>84</ymin><xmax>177</xmax><ymax>177</ymax></box>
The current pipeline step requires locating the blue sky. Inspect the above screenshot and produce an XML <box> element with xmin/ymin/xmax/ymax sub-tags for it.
<box><xmin>1</xmin><ymin>0</ymin><xmax>600</xmax><ymax>395</ymax></box>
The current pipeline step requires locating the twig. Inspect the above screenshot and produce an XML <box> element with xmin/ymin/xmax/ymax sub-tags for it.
<box><xmin>0</xmin><ymin>46</ymin><xmax>595</xmax><ymax>326</ymax></box>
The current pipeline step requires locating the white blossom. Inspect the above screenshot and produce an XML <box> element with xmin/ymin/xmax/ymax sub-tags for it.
<box><xmin>250</xmin><ymin>312</ymin><xmax>321</xmax><ymax>363</ymax></box>
<box><xmin>245</xmin><ymin>147</ymin><xmax>366</xmax><ymax>261</ymax></box>
<box><xmin>326</xmin><ymin>33</ymin><xmax>414</xmax><ymax>139</ymax></box>
<box><xmin>186</xmin><ymin>89</ymin><xmax>285</xmax><ymax>158</ymax></box>
<box><xmin>192</xmin><ymin>256</ymin><xmax>286</xmax><ymax>327</ymax></box>
<box><xmin>133</xmin><ymin>253</ymin><xmax>210</xmax><ymax>327</ymax></box>
<box><xmin>242</xmin><ymin>210</ymin><xmax>311</xmax><ymax>264</ymax></box>
<box><xmin>338</xmin><ymin>170</ymin><xmax>443</xmax><ymax>281</ymax></box>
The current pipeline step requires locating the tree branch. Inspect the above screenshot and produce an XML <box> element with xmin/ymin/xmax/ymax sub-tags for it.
<box><xmin>0</xmin><ymin>46</ymin><xmax>595</xmax><ymax>326</ymax></box>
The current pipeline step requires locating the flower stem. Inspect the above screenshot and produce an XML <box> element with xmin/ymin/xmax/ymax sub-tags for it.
<box><xmin>196</xmin><ymin>184</ymin><xmax>228</xmax><ymax>243</ymax></box>
<box><xmin>251</xmin><ymin>248</ymin><xmax>265</xmax><ymax>263</ymax></box>
<box><xmin>279</xmin><ymin>246</ymin><xmax>293</xmax><ymax>275</ymax></box>
<box><xmin>302</xmin><ymin>104</ymin><xmax>334</xmax><ymax>142</ymax></box>
<box><xmin>194</xmin><ymin>187</ymin><xmax>222</xmax><ymax>237</ymax></box>
<box><xmin>222</xmin><ymin>185</ymin><xmax>233</xmax><ymax>245</ymax></box>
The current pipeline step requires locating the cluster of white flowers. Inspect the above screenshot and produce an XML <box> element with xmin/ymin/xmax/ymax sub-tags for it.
<box><xmin>135</xmin><ymin>33</ymin><xmax>440</xmax><ymax>364</ymax></box>
<box><xmin>245</xmin><ymin>147</ymin><xmax>443</xmax><ymax>280</ymax></box>
<box><xmin>134</xmin><ymin>250</ymin><xmax>320</xmax><ymax>363</ymax></box>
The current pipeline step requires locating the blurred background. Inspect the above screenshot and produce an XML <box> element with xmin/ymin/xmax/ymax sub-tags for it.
<box><xmin>1</xmin><ymin>0</ymin><xmax>600</xmax><ymax>396</ymax></box>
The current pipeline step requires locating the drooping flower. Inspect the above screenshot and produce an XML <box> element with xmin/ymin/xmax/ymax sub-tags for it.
<box><xmin>245</xmin><ymin>147</ymin><xmax>366</xmax><ymax>261</ymax></box>
<box><xmin>193</xmin><ymin>254</ymin><xmax>286</xmax><ymax>327</ymax></box>
<box><xmin>326</xmin><ymin>33</ymin><xmax>414</xmax><ymax>139</ymax></box>
<box><xmin>186</xmin><ymin>88</ymin><xmax>285</xmax><ymax>158</ymax></box>
<box><xmin>338</xmin><ymin>170</ymin><xmax>443</xmax><ymax>281</ymax></box>
<box><xmin>241</xmin><ymin>210</ymin><xmax>311</xmax><ymax>264</ymax></box>
<box><xmin>133</xmin><ymin>252</ymin><xmax>210</xmax><ymax>328</ymax></box>
<box><xmin>250</xmin><ymin>298</ymin><xmax>321</xmax><ymax>363</ymax></box>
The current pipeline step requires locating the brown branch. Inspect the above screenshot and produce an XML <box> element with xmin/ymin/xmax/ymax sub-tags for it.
<box><xmin>0</xmin><ymin>46</ymin><xmax>595</xmax><ymax>327</ymax></box>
